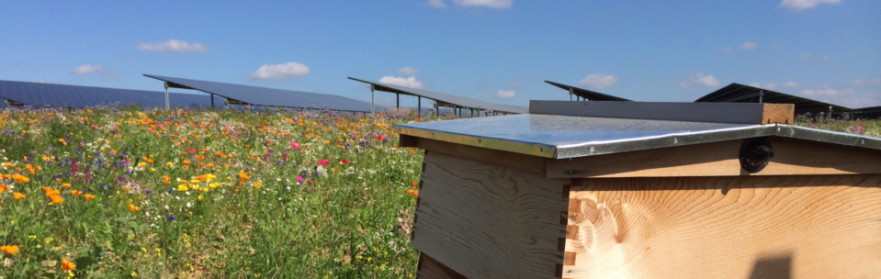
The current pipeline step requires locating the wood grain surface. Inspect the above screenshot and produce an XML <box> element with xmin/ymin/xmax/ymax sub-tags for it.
<box><xmin>562</xmin><ymin>176</ymin><xmax>881</xmax><ymax>278</ymax></box>
<box><xmin>413</xmin><ymin>152</ymin><xmax>569</xmax><ymax>278</ymax></box>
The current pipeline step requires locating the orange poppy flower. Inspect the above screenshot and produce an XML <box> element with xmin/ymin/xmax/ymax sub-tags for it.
<box><xmin>128</xmin><ymin>204</ymin><xmax>140</xmax><ymax>212</ymax></box>
<box><xmin>11</xmin><ymin>174</ymin><xmax>29</xmax><ymax>183</ymax></box>
<box><xmin>49</xmin><ymin>195</ymin><xmax>64</xmax><ymax>204</ymax></box>
<box><xmin>61</xmin><ymin>259</ymin><xmax>76</xmax><ymax>271</ymax></box>
<box><xmin>1</xmin><ymin>245</ymin><xmax>19</xmax><ymax>255</ymax></box>
<box><xmin>12</xmin><ymin>192</ymin><xmax>25</xmax><ymax>200</ymax></box>
<box><xmin>83</xmin><ymin>194</ymin><xmax>96</xmax><ymax>201</ymax></box>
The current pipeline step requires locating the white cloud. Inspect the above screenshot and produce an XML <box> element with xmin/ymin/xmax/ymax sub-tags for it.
<box><xmin>137</xmin><ymin>39</ymin><xmax>209</xmax><ymax>53</ymax></box>
<box><xmin>578</xmin><ymin>74</ymin><xmax>618</xmax><ymax>89</ymax></box>
<box><xmin>681</xmin><ymin>73</ymin><xmax>720</xmax><ymax>87</ymax></box>
<box><xmin>398</xmin><ymin>67</ymin><xmax>418</xmax><ymax>76</ymax></box>
<box><xmin>378</xmin><ymin>76</ymin><xmax>426</xmax><ymax>89</ymax></box>
<box><xmin>495</xmin><ymin>89</ymin><xmax>516</xmax><ymax>98</ymax></box>
<box><xmin>740</xmin><ymin>41</ymin><xmax>759</xmax><ymax>50</ymax></box>
<box><xmin>71</xmin><ymin>64</ymin><xmax>103</xmax><ymax>75</ymax></box>
<box><xmin>783</xmin><ymin>81</ymin><xmax>801</xmax><ymax>88</ymax></box>
<box><xmin>779</xmin><ymin>0</ymin><xmax>841</xmax><ymax>12</ymax></box>
<box><xmin>427</xmin><ymin>0</ymin><xmax>446</xmax><ymax>7</ymax></box>
<box><xmin>452</xmin><ymin>0</ymin><xmax>513</xmax><ymax>9</ymax></box>
<box><xmin>249</xmin><ymin>62</ymin><xmax>311</xmax><ymax>80</ymax></box>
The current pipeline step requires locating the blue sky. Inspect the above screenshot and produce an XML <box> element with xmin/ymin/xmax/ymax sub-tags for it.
<box><xmin>2</xmin><ymin>0</ymin><xmax>879</xmax><ymax>108</ymax></box>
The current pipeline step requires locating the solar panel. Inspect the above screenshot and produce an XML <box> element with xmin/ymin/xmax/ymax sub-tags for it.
<box><xmin>544</xmin><ymin>80</ymin><xmax>632</xmax><ymax>101</ymax></box>
<box><xmin>695</xmin><ymin>83</ymin><xmax>853</xmax><ymax>115</ymax></box>
<box><xmin>0</xmin><ymin>80</ymin><xmax>217</xmax><ymax>108</ymax></box>
<box><xmin>144</xmin><ymin>74</ymin><xmax>382</xmax><ymax>112</ymax></box>
<box><xmin>348</xmin><ymin>77</ymin><xmax>528</xmax><ymax>114</ymax></box>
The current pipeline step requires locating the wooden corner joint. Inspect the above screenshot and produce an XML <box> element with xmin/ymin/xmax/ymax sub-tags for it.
<box><xmin>761</xmin><ymin>103</ymin><xmax>795</xmax><ymax>124</ymax></box>
<box><xmin>555</xmin><ymin>251</ymin><xmax>578</xmax><ymax>278</ymax></box>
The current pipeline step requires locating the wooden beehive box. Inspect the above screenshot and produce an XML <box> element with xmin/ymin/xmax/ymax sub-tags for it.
<box><xmin>395</xmin><ymin>101</ymin><xmax>881</xmax><ymax>279</ymax></box>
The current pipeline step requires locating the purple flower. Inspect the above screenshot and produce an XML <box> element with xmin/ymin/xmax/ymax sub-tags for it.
<box><xmin>167</xmin><ymin>215</ymin><xmax>176</xmax><ymax>221</ymax></box>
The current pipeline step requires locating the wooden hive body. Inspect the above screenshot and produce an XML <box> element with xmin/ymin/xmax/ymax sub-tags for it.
<box><xmin>397</xmin><ymin>101</ymin><xmax>881</xmax><ymax>278</ymax></box>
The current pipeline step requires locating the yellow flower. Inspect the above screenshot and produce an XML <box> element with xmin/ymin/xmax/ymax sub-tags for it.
<box><xmin>1</xmin><ymin>245</ymin><xmax>19</xmax><ymax>255</ymax></box>
<box><xmin>177</xmin><ymin>184</ymin><xmax>189</xmax><ymax>192</ymax></box>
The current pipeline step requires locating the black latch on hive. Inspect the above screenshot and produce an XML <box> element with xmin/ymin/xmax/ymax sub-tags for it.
<box><xmin>740</xmin><ymin>137</ymin><xmax>774</xmax><ymax>173</ymax></box>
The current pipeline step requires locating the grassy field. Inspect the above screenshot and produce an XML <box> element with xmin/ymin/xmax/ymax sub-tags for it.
<box><xmin>0</xmin><ymin>107</ymin><xmax>427</xmax><ymax>278</ymax></box>
<box><xmin>0</xmin><ymin>106</ymin><xmax>878</xmax><ymax>278</ymax></box>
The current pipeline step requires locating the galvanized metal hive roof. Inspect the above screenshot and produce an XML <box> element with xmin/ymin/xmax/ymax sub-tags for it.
<box><xmin>395</xmin><ymin>105</ymin><xmax>881</xmax><ymax>159</ymax></box>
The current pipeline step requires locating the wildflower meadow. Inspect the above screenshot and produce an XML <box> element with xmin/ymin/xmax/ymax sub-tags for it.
<box><xmin>0</xmin><ymin>106</ymin><xmax>425</xmax><ymax>278</ymax></box>
<box><xmin>0</xmin><ymin>105</ymin><xmax>878</xmax><ymax>278</ymax></box>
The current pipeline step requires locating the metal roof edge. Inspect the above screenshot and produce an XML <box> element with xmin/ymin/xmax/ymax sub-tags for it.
<box><xmin>773</xmin><ymin>124</ymin><xmax>881</xmax><ymax>150</ymax></box>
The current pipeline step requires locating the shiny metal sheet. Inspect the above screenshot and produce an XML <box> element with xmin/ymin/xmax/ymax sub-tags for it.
<box><xmin>395</xmin><ymin>114</ymin><xmax>881</xmax><ymax>159</ymax></box>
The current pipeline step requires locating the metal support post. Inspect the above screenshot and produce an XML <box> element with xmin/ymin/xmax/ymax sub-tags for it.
<box><xmin>164</xmin><ymin>82</ymin><xmax>170</xmax><ymax>110</ymax></box>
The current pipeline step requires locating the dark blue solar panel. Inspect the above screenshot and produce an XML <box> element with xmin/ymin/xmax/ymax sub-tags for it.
<box><xmin>0</xmin><ymin>80</ymin><xmax>219</xmax><ymax>109</ymax></box>
<box><xmin>144</xmin><ymin>74</ymin><xmax>383</xmax><ymax>112</ymax></box>
<box><xmin>348</xmin><ymin>77</ymin><xmax>528</xmax><ymax>114</ymax></box>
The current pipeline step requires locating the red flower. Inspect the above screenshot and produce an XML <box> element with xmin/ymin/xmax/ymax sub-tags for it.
<box><xmin>318</xmin><ymin>159</ymin><xmax>330</xmax><ymax>167</ymax></box>
<box><xmin>339</xmin><ymin>159</ymin><xmax>349</xmax><ymax>164</ymax></box>
<box><xmin>187</xmin><ymin>147</ymin><xmax>196</xmax><ymax>154</ymax></box>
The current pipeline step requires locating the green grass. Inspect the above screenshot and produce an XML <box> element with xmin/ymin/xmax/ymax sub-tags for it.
<box><xmin>0</xmin><ymin>106</ymin><xmax>878</xmax><ymax>278</ymax></box>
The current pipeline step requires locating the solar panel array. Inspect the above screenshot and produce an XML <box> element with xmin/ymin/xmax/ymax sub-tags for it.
<box><xmin>695</xmin><ymin>83</ymin><xmax>853</xmax><ymax>115</ymax></box>
<box><xmin>348</xmin><ymin>77</ymin><xmax>528</xmax><ymax>114</ymax></box>
<box><xmin>0</xmin><ymin>80</ymin><xmax>221</xmax><ymax>109</ymax></box>
<box><xmin>544</xmin><ymin>80</ymin><xmax>632</xmax><ymax>102</ymax></box>
<box><xmin>145</xmin><ymin>74</ymin><xmax>383</xmax><ymax>112</ymax></box>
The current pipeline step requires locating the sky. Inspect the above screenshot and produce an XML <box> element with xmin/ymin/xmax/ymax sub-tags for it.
<box><xmin>1</xmin><ymin>0</ymin><xmax>880</xmax><ymax>109</ymax></box>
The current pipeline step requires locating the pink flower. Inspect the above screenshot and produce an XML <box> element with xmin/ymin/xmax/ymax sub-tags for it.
<box><xmin>318</xmin><ymin>159</ymin><xmax>330</xmax><ymax>166</ymax></box>
<box><xmin>187</xmin><ymin>148</ymin><xmax>197</xmax><ymax>154</ymax></box>
<box><xmin>289</xmin><ymin>139</ymin><xmax>301</xmax><ymax>150</ymax></box>
<box><xmin>295</xmin><ymin>176</ymin><xmax>305</xmax><ymax>183</ymax></box>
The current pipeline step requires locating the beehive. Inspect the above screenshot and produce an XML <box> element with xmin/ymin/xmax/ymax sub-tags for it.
<box><xmin>395</xmin><ymin>101</ymin><xmax>881</xmax><ymax>278</ymax></box>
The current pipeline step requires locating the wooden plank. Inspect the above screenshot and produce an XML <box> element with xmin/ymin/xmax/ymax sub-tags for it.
<box><xmin>545</xmin><ymin>137</ymin><xmax>881</xmax><ymax>178</ymax></box>
<box><xmin>400</xmin><ymin>135</ymin><xmax>546</xmax><ymax>175</ymax></box>
<box><xmin>562</xmin><ymin>175</ymin><xmax>881</xmax><ymax>278</ymax></box>
<box><xmin>417</xmin><ymin>253</ymin><xmax>467</xmax><ymax>279</ymax></box>
<box><xmin>412</xmin><ymin>152</ymin><xmax>569</xmax><ymax>278</ymax></box>
<box><xmin>529</xmin><ymin>101</ymin><xmax>794</xmax><ymax>124</ymax></box>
